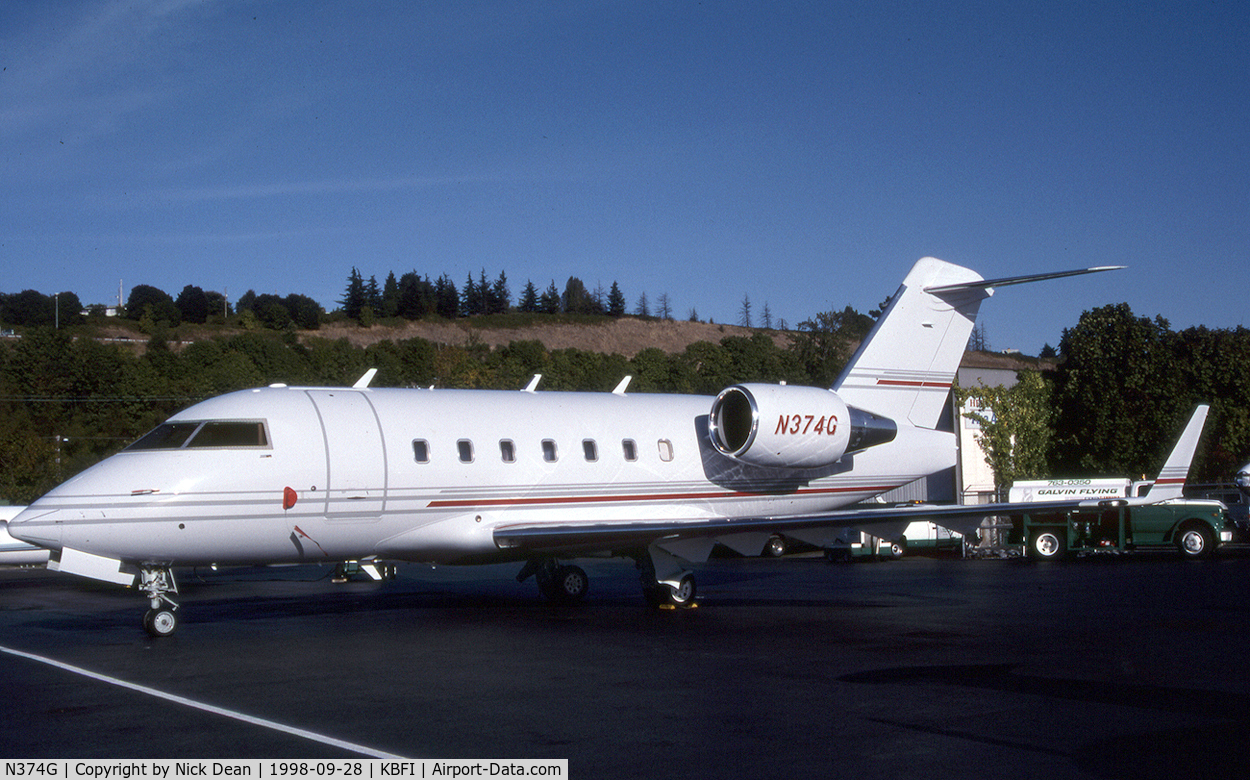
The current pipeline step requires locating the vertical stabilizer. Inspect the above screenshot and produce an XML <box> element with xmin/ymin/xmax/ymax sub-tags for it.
<box><xmin>1147</xmin><ymin>405</ymin><xmax>1209</xmax><ymax>500</ymax></box>
<box><xmin>834</xmin><ymin>258</ymin><xmax>991</xmax><ymax>429</ymax></box>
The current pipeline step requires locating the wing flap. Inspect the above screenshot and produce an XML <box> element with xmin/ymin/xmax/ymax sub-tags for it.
<box><xmin>492</xmin><ymin>498</ymin><xmax>1116</xmax><ymax>554</ymax></box>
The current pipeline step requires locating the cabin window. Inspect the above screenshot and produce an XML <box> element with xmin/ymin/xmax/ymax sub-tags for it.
<box><xmin>412</xmin><ymin>439</ymin><xmax>430</xmax><ymax>463</ymax></box>
<box><xmin>583</xmin><ymin>439</ymin><xmax>598</xmax><ymax>462</ymax></box>
<box><xmin>458</xmin><ymin>440</ymin><xmax>474</xmax><ymax>463</ymax></box>
<box><xmin>622</xmin><ymin>439</ymin><xmax>637</xmax><ymax>461</ymax></box>
<box><xmin>500</xmin><ymin>440</ymin><xmax>516</xmax><ymax>463</ymax></box>
<box><xmin>657</xmin><ymin>439</ymin><xmax>674</xmax><ymax>462</ymax></box>
<box><xmin>542</xmin><ymin>439</ymin><xmax>558</xmax><ymax>463</ymax></box>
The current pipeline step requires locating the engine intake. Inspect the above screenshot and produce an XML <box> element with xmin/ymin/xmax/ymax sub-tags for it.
<box><xmin>709</xmin><ymin>384</ymin><xmax>897</xmax><ymax>469</ymax></box>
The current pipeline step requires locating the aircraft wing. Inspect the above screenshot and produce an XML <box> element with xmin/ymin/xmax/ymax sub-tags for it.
<box><xmin>492</xmin><ymin>497</ymin><xmax>1120</xmax><ymax>556</ymax></box>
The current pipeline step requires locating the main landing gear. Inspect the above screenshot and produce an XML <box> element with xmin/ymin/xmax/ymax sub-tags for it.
<box><xmin>518</xmin><ymin>545</ymin><xmax>699</xmax><ymax>610</ymax></box>
<box><xmin>517</xmin><ymin>558</ymin><xmax>590</xmax><ymax>603</ymax></box>
<box><xmin>139</xmin><ymin>566</ymin><xmax>179</xmax><ymax>638</ymax></box>
<box><xmin>636</xmin><ymin>549</ymin><xmax>698</xmax><ymax>609</ymax></box>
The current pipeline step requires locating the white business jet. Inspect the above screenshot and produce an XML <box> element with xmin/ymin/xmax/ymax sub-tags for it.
<box><xmin>8</xmin><ymin>258</ymin><xmax>1122</xmax><ymax>636</ymax></box>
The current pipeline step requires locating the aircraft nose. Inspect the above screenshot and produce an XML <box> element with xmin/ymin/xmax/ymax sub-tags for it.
<box><xmin>6</xmin><ymin>505</ymin><xmax>61</xmax><ymax>549</ymax></box>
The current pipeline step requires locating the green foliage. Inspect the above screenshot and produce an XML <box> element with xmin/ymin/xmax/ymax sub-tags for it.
<box><xmin>958</xmin><ymin>371</ymin><xmax>1054</xmax><ymax>494</ymax></box>
<box><xmin>1050</xmin><ymin>304</ymin><xmax>1187</xmax><ymax>478</ymax></box>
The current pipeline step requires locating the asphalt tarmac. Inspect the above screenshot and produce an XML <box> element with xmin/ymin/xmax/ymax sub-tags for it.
<box><xmin>2</xmin><ymin>549</ymin><xmax>1250</xmax><ymax>779</ymax></box>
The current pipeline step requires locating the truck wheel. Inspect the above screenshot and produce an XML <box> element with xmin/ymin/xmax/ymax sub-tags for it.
<box><xmin>1028</xmin><ymin>529</ymin><xmax>1065</xmax><ymax>560</ymax></box>
<box><xmin>1176</xmin><ymin>524</ymin><xmax>1214</xmax><ymax>559</ymax></box>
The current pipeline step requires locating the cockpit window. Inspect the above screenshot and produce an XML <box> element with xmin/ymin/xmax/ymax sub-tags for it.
<box><xmin>127</xmin><ymin>420</ymin><xmax>269</xmax><ymax>451</ymax></box>
<box><xmin>186</xmin><ymin>421</ymin><xmax>269</xmax><ymax>448</ymax></box>
<box><xmin>127</xmin><ymin>422</ymin><xmax>201</xmax><ymax>450</ymax></box>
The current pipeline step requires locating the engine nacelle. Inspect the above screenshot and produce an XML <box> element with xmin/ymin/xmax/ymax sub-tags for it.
<box><xmin>709</xmin><ymin>384</ymin><xmax>897</xmax><ymax>469</ymax></box>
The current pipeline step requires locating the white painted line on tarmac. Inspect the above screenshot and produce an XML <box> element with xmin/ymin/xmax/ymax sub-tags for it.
<box><xmin>0</xmin><ymin>643</ymin><xmax>410</xmax><ymax>759</ymax></box>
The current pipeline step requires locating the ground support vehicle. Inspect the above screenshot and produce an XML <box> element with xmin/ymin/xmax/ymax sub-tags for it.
<box><xmin>1009</xmin><ymin>499</ymin><xmax>1231</xmax><ymax>560</ymax></box>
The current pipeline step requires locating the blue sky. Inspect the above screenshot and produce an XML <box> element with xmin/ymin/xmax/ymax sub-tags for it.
<box><xmin>3</xmin><ymin>1</ymin><xmax>1247</xmax><ymax>354</ymax></box>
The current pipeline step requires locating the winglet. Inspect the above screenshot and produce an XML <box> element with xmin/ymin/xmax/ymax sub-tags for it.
<box><xmin>1146</xmin><ymin>405</ymin><xmax>1209</xmax><ymax>500</ymax></box>
<box><xmin>353</xmin><ymin>368</ymin><xmax>378</xmax><ymax>389</ymax></box>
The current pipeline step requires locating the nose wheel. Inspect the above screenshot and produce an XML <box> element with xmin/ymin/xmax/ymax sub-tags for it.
<box><xmin>143</xmin><ymin>607</ymin><xmax>178</xmax><ymax>637</ymax></box>
<box><xmin>139</xmin><ymin>566</ymin><xmax>180</xmax><ymax>637</ymax></box>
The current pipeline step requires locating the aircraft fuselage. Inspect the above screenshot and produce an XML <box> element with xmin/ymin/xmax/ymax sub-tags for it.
<box><xmin>12</xmin><ymin>383</ymin><xmax>951</xmax><ymax>568</ymax></box>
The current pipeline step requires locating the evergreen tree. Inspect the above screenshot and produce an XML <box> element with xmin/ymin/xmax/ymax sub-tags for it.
<box><xmin>607</xmin><ymin>282</ymin><xmax>626</xmax><ymax>317</ymax></box>
<box><xmin>540</xmin><ymin>281</ymin><xmax>561</xmax><ymax>314</ymax></box>
<box><xmin>434</xmin><ymin>274</ymin><xmax>459</xmax><ymax>319</ymax></box>
<box><xmin>562</xmin><ymin>277</ymin><xmax>599</xmax><ymax>315</ymax></box>
<box><xmin>519</xmin><ymin>281</ymin><xmax>540</xmax><ymax>313</ymax></box>
<box><xmin>365</xmin><ymin>276</ymin><xmax>382</xmax><ymax>314</ymax></box>
<box><xmin>635</xmin><ymin>291</ymin><xmax>650</xmax><ymax>318</ymax></box>
<box><xmin>381</xmin><ymin>272</ymin><xmax>400</xmax><ymax>319</ymax></box>
<box><xmin>461</xmin><ymin>273</ymin><xmax>479</xmax><ymax>317</ymax></box>
<box><xmin>491</xmin><ymin>270</ymin><xmax>510</xmax><ymax>314</ymax></box>
<box><xmin>341</xmin><ymin>268</ymin><xmax>366</xmax><ymax>321</ymax></box>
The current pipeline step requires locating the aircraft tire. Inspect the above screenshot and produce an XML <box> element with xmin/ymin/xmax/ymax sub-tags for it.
<box><xmin>1176</xmin><ymin>523</ymin><xmax>1215</xmax><ymax>559</ymax></box>
<box><xmin>144</xmin><ymin>608</ymin><xmax>178</xmax><ymax>638</ymax></box>
<box><xmin>668</xmin><ymin>574</ymin><xmax>697</xmax><ymax>606</ymax></box>
<box><xmin>765</xmin><ymin>535</ymin><xmax>786</xmax><ymax>557</ymax></box>
<box><xmin>555</xmin><ymin>565</ymin><xmax>589</xmax><ymax>602</ymax></box>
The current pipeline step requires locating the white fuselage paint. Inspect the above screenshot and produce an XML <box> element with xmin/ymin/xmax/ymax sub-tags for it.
<box><xmin>10</xmin><ymin>384</ymin><xmax>952</xmax><ymax>568</ymax></box>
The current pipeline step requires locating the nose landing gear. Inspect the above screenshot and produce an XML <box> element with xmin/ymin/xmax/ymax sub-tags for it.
<box><xmin>139</xmin><ymin>567</ymin><xmax>179</xmax><ymax>638</ymax></box>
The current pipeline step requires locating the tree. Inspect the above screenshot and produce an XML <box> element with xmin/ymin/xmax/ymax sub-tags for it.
<box><xmin>434</xmin><ymin>275</ymin><xmax>459</xmax><ymax>319</ymax></box>
<box><xmin>607</xmin><ymin>282</ymin><xmax>627</xmax><ymax>317</ymax></box>
<box><xmin>176</xmin><ymin>285</ymin><xmax>210</xmax><ymax>324</ymax></box>
<box><xmin>1050</xmin><ymin>303</ymin><xmax>1186</xmax><ymax>477</ymax></box>
<box><xmin>739</xmin><ymin>295</ymin><xmax>752</xmax><ymax>328</ymax></box>
<box><xmin>958</xmin><ymin>371</ymin><xmax>1053</xmax><ymax>496</ymax></box>
<box><xmin>657</xmin><ymin>293</ymin><xmax>673</xmax><ymax>321</ymax></box>
<box><xmin>786</xmin><ymin>308</ymin><xmax>871</xmax><ymax>387</ymax></box>
<box><xmin>539</xmin><ymin>281</ymin><xmax>561</xmax><ymax>315</ymax></box>
<box><xmin>562</xmin><ymin>277</ymin><xmax>599</xmax><ymax>315</ymax></box>
<box><xmin>490</xmin><ymin>270</ymin><xmax>510</xmax><ymax>314</ymax></box>
<box><xmin>2</xmin><ymin>290</ymin><xmax>55</xmax><ymax>328</ymax></box>
<box><xmin>365</xmin><ymin>276</ymin><xmax>382</xmax><ymax>314</ymax></box>
<box><xmin>519</xmin><ymin>281</ymin><xmax>540</xmax><ymax>313</ymax></box>
<box><xmin>125</xmin><ymin>285</ymin><xmax>180</xmax><ymax>326</ymax></box>
<box><xmin>340</xmin><ymin>268</ymin><xmax>366</xmax><ymax>321</ymax></box>
<box><xmin>284</xmin><ymin>294</ymin><xmax>322</xmax><ymax>330</ymax></box>
<box><xmin>397</xmin><ymin>272</ymin><xmax>434</xmax><ymax>319</ymax></box>
<box><xmin>635</xmin><ymin>292</ymin><xmax>650</xmax><ymax>318</ymax></box>
<box><xmin>381</xmin><ymin>272</ymin><xmax>400</xmax><ymax>319</ymax></box>
<box><xmin>461</xmin><ymin>273</ymin><xmax>480</xmax><ymax>317</ymax></box>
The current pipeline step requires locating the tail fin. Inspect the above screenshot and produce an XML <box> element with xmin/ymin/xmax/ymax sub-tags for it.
<box><xmin>1146</xmin><ymin>405</ymin><xmax>1209</xmax><ymax>500</ymax></box>
<box><xmin>833</xmin><ymin>258</ymin><xmax>1126</xmax><ymax>430</ymax></box>
<box><xmin>834</xmin><ymin>258</ymin><xmax>990</xmax><ymax>429</ymax></box>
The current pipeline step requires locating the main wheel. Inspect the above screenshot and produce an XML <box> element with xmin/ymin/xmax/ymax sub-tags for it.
<box><xmin>667</xmin><ymin>574</ymin><xmax>697</xmax><ymax>606</ymax></box>
<box><xmin>555</xmin><ymin>565</ymin><xmax>589</xmax><ymax>601</ymax></box>
<box><xmin>143</xmin><ymin>608</ymin><xmax>178</xmax><ymax>638</ymax></box>
<box><xmin>1176</xmin><ymin>524</ymin><xmax>1214</xmax><ymax>559</ymax></box>
<box><xmin>1028</xmin><ymin>529</ymin><xmax>1065</xmax><ymax>560</ymax></box>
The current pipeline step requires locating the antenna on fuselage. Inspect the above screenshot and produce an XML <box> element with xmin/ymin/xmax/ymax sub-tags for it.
<box><xmin>612</xmin><ymin>376</ymin><xmax>632</xmax><ymax>395</ymax></box>
<box><xmin>353</xmin><ymin>368</ymin><xmax>378</xmax><ymax>389</ymax></box>
<box><xmin>523</xmin><ymin>374</ymin><xmax>542</xmax><ymax>393</ymax></box>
